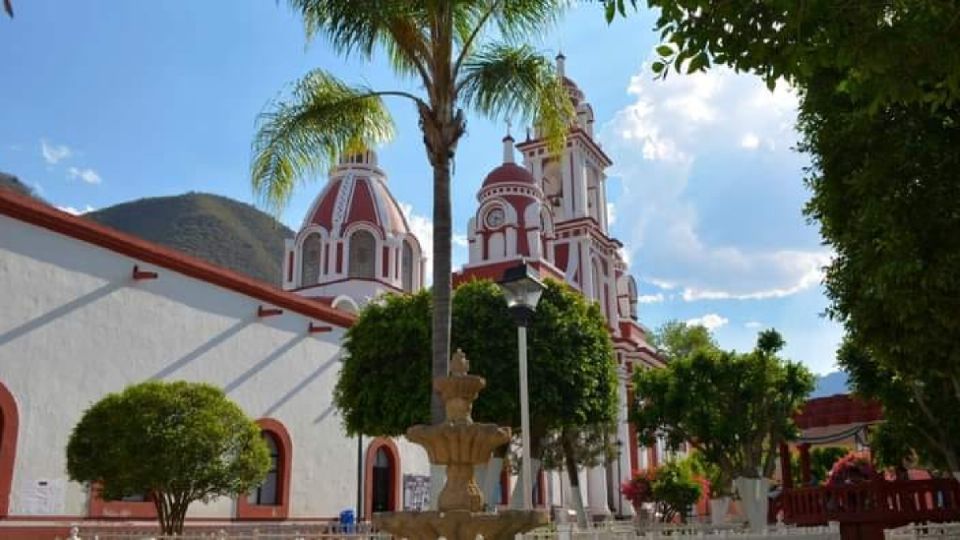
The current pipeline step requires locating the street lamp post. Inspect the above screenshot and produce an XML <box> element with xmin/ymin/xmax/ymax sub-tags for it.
<box><xmin>498</xmin><ymin>262</ymin><xmax>546</xmax><ymax>511</ymax></box>
<box><xmin>615</xmin><ymin>439</ymin><xmax>624</xmax><ymax>518</ymax></box>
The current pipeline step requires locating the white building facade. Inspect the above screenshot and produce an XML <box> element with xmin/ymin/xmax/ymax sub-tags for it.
<box><xmin>0</xmin><ymin>55</ymin><xmax>666</xmax><ymax>537</ymax></box>
<box><xmin>0</xmin><ymin>190</ymin><xmax>429</xmax><ymax>537</ymax></box>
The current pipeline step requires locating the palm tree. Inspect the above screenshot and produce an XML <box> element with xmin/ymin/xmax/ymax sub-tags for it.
<box><xmin>252</xmin><ymin>1</ymin><xmax>575</xmax><ymax>425</ymax></box>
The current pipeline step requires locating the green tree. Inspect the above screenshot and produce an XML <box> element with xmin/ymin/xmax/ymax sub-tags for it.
<box><xmin>631</xmin><ymin>330</ymin><xmax>813</xmax><ymax>487</ymax></box>
<box><xmin>252</xmin><ymin>1</ymin><xmax>575</xmax><ymax>424</ymax></box>
<box><xmin>838</xmin><ymin>338</ymin><xmax>960</xmax><ymax>475</ymax></box>
<box><xmin>604</xmin><ymin>0</ymin><xmax>960</xmax><ymax>109</ymax></box>
<box><xmin>334</xmin><ymin>278</ymin><xmax>618</xmax><ymax>520</ymax></box>
<box><xmin>605</xmin><ymin>0</ymin><xmax>960</xmax><ymax>479</ymax></box>
<box><xmin>649</xmin><ymin>320</ymin><xmax>718</xmax><ymax>362</ymax></box>
<box><xmin>66</xmin><ymin>381</ymin><xmax>270</xmax><ymax>536</ymax></box>
<box><xmin>336</xmin><ymin>279</ymin><xmax>618</xmax><ymax>439</ymax></box>
<box><xmin>651</xmin><ymin>459</ymin><xmax>702</xmax><ymax>523</ymax></box>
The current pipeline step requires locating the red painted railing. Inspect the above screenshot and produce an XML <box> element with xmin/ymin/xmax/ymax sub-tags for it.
<box><xmin>783</xmin><ymin>479</ymin><xmax>960</xmax><ymax>526</ymax></box>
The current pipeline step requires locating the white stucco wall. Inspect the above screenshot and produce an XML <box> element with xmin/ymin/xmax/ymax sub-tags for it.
<box><xmin>0</xmin><ymin>213</ymin><xmax>429</xmax><ymax>520</ymax></box>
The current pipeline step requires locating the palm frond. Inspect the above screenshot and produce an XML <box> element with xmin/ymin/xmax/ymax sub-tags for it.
<box><xmin>458</xmin><ymin>43</ymin><xmax>575</xmax><ymax>152</ymax></box>
<box><xmin>251</xmin><ymin>70</ymin><xmax>395</xmax><ymax>214</ymax></box>
<box><xmin>493</xmin><ymin>0</ymin><xmax>569</xmax><ymax>42</ymax></box>
<box><xmin>292</xmin><ymin>0</ymin><xmax>431</xmax><ymax>83</ymax></box>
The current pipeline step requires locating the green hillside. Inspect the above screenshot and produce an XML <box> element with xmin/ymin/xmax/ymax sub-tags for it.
<box><xmin>87</xmin><ymin>193</ymin><xmax>293</xmax><ymax>286</ymax></box>
<box><xmin>0</xmin><ymin>172</ymin><xmax>38</xmax><ymax>199</ymax></box>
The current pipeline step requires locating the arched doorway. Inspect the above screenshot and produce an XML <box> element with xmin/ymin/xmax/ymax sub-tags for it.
<box><xmin>0</xmin><ymin>381</ymin><xmax>19</xmax><ymax>518</ymax></box>
<box><xmin>372</xmin><ymin>447</ymin><xmax>392</xmax><ymax>512</ymax></box>
<box><xmin>364</xmin><ymin>438</ymin><xmax>399</xmax><ymax>518</ymax></box>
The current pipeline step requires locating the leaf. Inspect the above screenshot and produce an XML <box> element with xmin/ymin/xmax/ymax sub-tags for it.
<box><xmin>656</xmin><ymin>44</ymin><xmax>674</xmax><ymax>57</ymax></box>
<box><xmin>652</xmin><ymin>61</ymin><xmax>665</xmax><ymax>74</ymax></box>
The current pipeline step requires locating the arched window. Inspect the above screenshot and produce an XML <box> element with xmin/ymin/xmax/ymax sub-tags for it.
<box><xmin>237</xmin><ymin>419</ymin><xmax>291</xmax><ymax>520</ymax></box>
<box><xmin>364</xmin><ymin>438</ymin><xmax>400</xmax><ymax>519</ymax></box>
<box><xmin>301</xmin><ymin>233</ymin><xmax>322</xmax><ymax>286</ymax></box>
<box><xmin>372</xmin><ymin>448</ymin><xmax>392</xmax><ymax>512</ymax></box>
<box><xmin>248</xmin><ymin>433</ymin><xmax>280</xmax><ymax>505</ymax></box>
<box><xmin>401</xmin><ymin>240</ymin><xmax>414</xmax><ymax>292</ymax></box>
<box><xmin>0</xmin><ymin>382</ymin><xmax>18</xmax><ymax>518</ymax></box>
<box><xmin>348</xmin><ymin>230</ymin><xmax>376</xmax><ymax>279</ymax></box>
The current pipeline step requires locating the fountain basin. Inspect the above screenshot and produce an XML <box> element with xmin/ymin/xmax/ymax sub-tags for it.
<box><xmin>407</xmin><ymin>423</ymin><xmax>511</xmax><ymax>465</ymax></box>
<box><xmin>374</xmin><ymin>509</ymin><xmax>548</xmax><ymax>540</ymax></box>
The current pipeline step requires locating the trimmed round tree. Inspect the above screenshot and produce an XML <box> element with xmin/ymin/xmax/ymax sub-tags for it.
<box><xmin>335</xmin><ymin>279</ymin><xmax>618</xmax><ymax>438</ymax></box>
<box><xmin>334</xmin><ymin>278</ymin><xmax>618</xmax><ymax>517</ymax></box>
<box><xmin>631</xmin><ymin>328</ymin><xmax>813</xmax><ymax>523</ymax></box>
<box><xmin>67</xmin><ymin>381</ymin><xmax>270</xmax><ymax>535</ymax></box>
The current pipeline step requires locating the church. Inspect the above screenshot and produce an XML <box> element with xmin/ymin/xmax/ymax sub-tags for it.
<box><xmin>0</xmin><ymin>56</ymin><xmax>661</xmax><ymax>537</ymax></box>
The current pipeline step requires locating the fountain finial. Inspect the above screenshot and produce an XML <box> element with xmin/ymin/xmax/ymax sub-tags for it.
<box><xmin>451</xmin><ymin>348</ymin><xmax>469</xmax><ymax>376</ymax></box>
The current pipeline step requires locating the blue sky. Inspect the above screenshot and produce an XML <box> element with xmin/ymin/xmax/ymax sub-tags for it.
<box><xmin>0</xmin><ymin>1</ymin><xmax>842</xmax><ymax>373</ymax></box>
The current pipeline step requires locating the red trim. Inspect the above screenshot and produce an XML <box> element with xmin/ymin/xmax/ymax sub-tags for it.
<box><xmin>237</xmin><ymin>418</ymin><xmax>292</xmax><ymax>520</ymax></box>
<box><xmin>794</xmin><ymin>394</ymin><xmax>883</xmax><ymax>429</ymax></box>
<box><xmin>308</xmin><ymin>323</ymin><xmax>332</xmax><ymax>334</ymax></box>
<box><xmin>336</xmin><ymin>244</ymin><xmax>343</xmax><ymax>274</ymax></box>
<box><xmin>132</xmin><ymin>265</ymin><xmax>158</xmax><ymax>280</ymax></box>
<box><xmin>382</xmin><ymin>246</ymin><xmax>389</xmax><ymax>278</ymax></box>
<box><xmin>363</xmin><ymin>438</ymin><xmax>400</xmax><ymax>519</ymax></box>
<box><xmin>627</xmin><ymin>386</ymin><xmax>638</xmax><ymax>472</ymax></box>
<box><xmin>499</xmin><ymin>467</ymin><xmax>510</xmax><ymax>506</ymax></box>
<box><xmin>0</xmin><ymin>190</ymin><xmax>355</xmax><ymax>328</ymax></box>
<box><xmin>0</xmin><ymin>381</ymin><xmax>19</xmax><ymax>518</ymax></box>
<box><xmin>88</xmin><ymin>489</ymin><xmax>156</xmax><ymax>519</ymax></box>
<box><xmin>346</xmin><ymin>179</ymin><xmax>379</xmax><ymax>227</ymax></box>
<box><xmin>258</xmin><ymin>306</ymin><xmax>283</xmax><ymax>318</ymax></box>
<box><xmin>292</xmin><ymin>275</ymin><xmax>403</xmax><ymax>294</ymax></box>
<box><xmin>453</xmin><ymin>260</ymin><xmax>564</xmax><ymax>288</ymax></box>
<box><xmin>310</xmin><ymin>178</ymin><xmax>342</xmax><ymax>230</ymax></box>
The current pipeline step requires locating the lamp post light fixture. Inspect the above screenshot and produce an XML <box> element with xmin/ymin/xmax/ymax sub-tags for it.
<box><xmin>498</xmin><ymin>261</ymin><xmax>546</xmax><ymax>511</ymax></box>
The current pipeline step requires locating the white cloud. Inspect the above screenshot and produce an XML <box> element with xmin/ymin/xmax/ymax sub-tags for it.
<box><xmin>686</xmin><ymin>313</ymin><xmax>729</xmax><ymax>330</ymax></box>
<box><xmin>67</xmin><ymin>167</ymin><xmax>102</xmax><ymax>185</ymax></box>
<box><xmin>607</xmin><ymin>202</ymin><xmax>617</xmax><ymax>226</ymax></box>
<box><xmin>744</xmin><ymin>321</ymin><xmax>764</xmax><ymax>329</ymax></box>
<box><xmin>637</xmin><ymin>293</ymin><xmax>664</xmax><ymax>304</ymax></box>
<box><xmin>57</xmin><ymin>204</ymin><xmax>95</xmax><ymax>215</ymax></box>
<box><xmin>399</xmin><ymin>201</ymin><xmax>469</xmax><ymax>286</ymax></box>
<box><xmin>646</xmin><ymin>277</ymin><xmax>677</xmax><ymax>290</ymax></box>
<box><xmin>41</xmin><ymin>139</ymin><xmax>73</xmax><ymax>164</ymax></box>
<box><xmin>601</xmin><ymin>61</ymin><xmax>830</xmax><ymax>301</ymax></box>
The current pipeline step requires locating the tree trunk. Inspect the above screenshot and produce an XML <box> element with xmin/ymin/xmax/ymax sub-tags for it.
<box><xmin>430</xmin><ymin>157</ymin><xmax>452</xmax><ymax>424</ymax></box>
<box><xmin>562</xmin><ymin>428</ymin><xmax>589</xmax><ymax>529</ymax></box>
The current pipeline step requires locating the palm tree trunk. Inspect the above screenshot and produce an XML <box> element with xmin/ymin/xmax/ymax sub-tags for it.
<box><xmin>431</xmin><ymin>157</ymin><xmax>452</xmax><ymax>424</ymax></box>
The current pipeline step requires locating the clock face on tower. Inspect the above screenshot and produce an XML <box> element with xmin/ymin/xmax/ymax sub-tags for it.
<box><xmin>485</xmin><ymin>207</ymin><xmax>505</xmax><ymax>228</ymax></box>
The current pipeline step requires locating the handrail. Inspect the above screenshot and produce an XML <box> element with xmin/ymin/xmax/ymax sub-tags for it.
<box><xmin>782</xmin><ymin>479</ymin><xmax>960</xmax><ymax>526</ymax></box>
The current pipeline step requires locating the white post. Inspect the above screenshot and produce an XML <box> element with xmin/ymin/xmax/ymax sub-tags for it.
<box><xmin>519</xmin><ymin>325</ymin><xmax>533</xmax><ymax>510</ymax></box>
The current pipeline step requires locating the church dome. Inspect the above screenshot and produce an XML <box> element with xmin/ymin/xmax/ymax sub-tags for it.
<box><xmin>303</xmin><ymin>151</ymin><xmax>411</xmax><ymax>239</ymax></box>
<box><xmin>482</xmin><ymin>162</ymin><xmax>535</xmax><ymax>188</ymax></box>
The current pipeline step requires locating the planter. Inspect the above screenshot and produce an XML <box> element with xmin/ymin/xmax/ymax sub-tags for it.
<box><xmin>631</xmin><ymin>503</ymin><xmax>652</xmax><ymax>527</ymax></box>
<box><xmin>709</xmin><ymin>496</ymin><xmax>731</xmax><ymax>525</ymax></box>
<box><xmin>734</xmin><ymin>476</ymin><xmax>770</xmax><ymax>532</ymax></box>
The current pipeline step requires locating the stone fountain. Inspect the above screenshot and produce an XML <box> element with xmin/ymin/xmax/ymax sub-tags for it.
<box><xmin>373</xmin><ymin>349</ymin><xmax>548</xmax><ymax>540</ymax></box>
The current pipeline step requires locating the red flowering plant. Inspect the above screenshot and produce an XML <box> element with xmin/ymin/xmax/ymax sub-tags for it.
<box><xmin>621</xmin><ymin>469</ymin><xmax>656</xmax><ymax>508</ymax></box>
<box><xmin>827</xmin><ymin>451</ymin><xmax>879</xmax><ymax>485</ymax></box>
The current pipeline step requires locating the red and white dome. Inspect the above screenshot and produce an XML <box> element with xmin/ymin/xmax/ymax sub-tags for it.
<box><xmin>282</xmin><ymin>150</ymin><xmax>424</xmax><ymax>307</ymax></box>
<box><xmin>302</xmin><ymin>151</ymin><xmax>411</xmax><ymax>239</ymax></box>
<box><xmin>482</xmin><ymin>161</ymin><xmax>536</xmax><ymax>188</ymax></box>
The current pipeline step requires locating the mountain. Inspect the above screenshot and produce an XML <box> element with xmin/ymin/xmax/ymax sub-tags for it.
<box><xmin>87</xmin><ymin>193</ymin><xmax>293</xmax><ymax>286</ymax></box>
<box><xmin>0</xmin><ymin>172</ymin><xmax>38</xmax><ymax>199</ymax></box>
<box><xmin>811</xmin><ymin>371</ymin><xmax>849</xmax><ymax>398</ymax></box>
